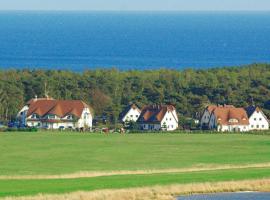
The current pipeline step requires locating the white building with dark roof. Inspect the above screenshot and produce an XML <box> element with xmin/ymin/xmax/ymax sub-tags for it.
<box><xmin>119</xmin><ymin>104</ymin><xmax>141</xmax><ymax>122</ymax></box>
<box><xmin>245</xmin><ymin>106</ymin><xmax>269</xmax><ymax>131</ymax></box>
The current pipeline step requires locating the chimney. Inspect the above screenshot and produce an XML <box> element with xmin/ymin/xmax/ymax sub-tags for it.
<box><xmin>34</xmin><ymin>95</ymin><xmax>38</xmax><ymax>102</ymax></box>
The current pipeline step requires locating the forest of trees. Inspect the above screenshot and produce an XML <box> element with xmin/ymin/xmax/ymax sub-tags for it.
<box><xmin>0</xmin><ymin>63</ymin><xmax>269</xmax><ymax>125</ymax></box>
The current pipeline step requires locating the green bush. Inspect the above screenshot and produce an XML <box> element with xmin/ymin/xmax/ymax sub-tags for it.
<box><xmin>5</xmin><ymin>127</ymin><xmax>38</xmax><ymax>132</ymax></box>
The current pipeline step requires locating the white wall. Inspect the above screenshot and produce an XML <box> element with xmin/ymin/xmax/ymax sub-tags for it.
<box><xmin>122</xmin><ymin>108</ymin><xmax>141</xmax><ymax>122</ymax></box>
<box><xmin>218</xmin><ymin>125</ymin><xmax>249</xmax><ymax>132</ymax></box>
<box><xmin>209</xmin><ymin>114</ymin><xmax>249</xmax><ymax>132</ymax></box>
<box><xmin>26</xmin><ymin>107</ymin><xmax>93</xmax><ymax>130</ymax></box>
<box><xmin>140</xmin><ymin>110</ymin><xmax>178</xmax><ymax>131</ymax></box>
<box><xmin>161</xmin><ymin>111</ymin><xmax>178</xmax><ymax>131</ymax></box>
<box><xmin>78</xmin><ymin>107</ymin><xmax>93</xmax><ymax>128</ymax></box>
<box><xmin>249</xmin><ymin>110</ymin><xmax>269</xmax><ymax>130</ymax></box>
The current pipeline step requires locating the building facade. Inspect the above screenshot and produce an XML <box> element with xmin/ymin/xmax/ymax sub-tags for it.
<box><xmin>119</xmin><ymin>104</ymin><xmax>141</xmax><ymax>122</ymax></box>
<box><xmin>17</xmin><ymin>97</ymin><xmax>93</xmax><ymax>130</ymax></box>
<box><xmin>137</xmin><ymin>105</ymin><xmax>178</xmax><ymax>131</ymax></box>
<box><xmin>245</xmin><ymin>106</ymin><xmax>269</xmax><ymax>131</ymax></box>
<box><xmin>200</xmin><ymin>105</ymin><xmax>217</xmax><ymax>129</ymax></box>
<box><xmin>201</xmin><ymin>105</ymin><xmax>250</xmax><ymax>132</ymax></box>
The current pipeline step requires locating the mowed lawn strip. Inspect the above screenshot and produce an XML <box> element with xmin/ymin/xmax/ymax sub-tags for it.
<box><xmin>0</xmin><ymin>132</ymin><xmax>270</xmax><ymax>175</ymax></box>
<box><xmin>1</xmin><ymin>167</ymin><xmax>270</xmax><ymax>198</ymax></box>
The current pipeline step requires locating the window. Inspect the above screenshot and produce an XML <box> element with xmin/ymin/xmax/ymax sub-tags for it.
<box><xmin>171</xmin><ymin>125</ymin><xmax>174</xmax><ymax>128</ymax></box>
<box><xmin>257</xmin><ymin>125</ymin><xmax>259</xmax><ymax>128</ymax></box>
<box><xmin>229</xmin><ymin>118</ymin><xmax>239</xmax><ymax>123</ymax></box>
<box><xmin>262</xmin><ymin>125</ymin><xmax>265</xmax><ymax>128</ymax></box>
<box><xmin>47</xmin><ymin>115</ymin><xmax>55</xmax><ymax>119</ymax></box>
<box><xmin>170</xmin><ymin>118</ymin><xmax>172</xmax><ymax>121</ymax></box>
<box><xmin>254</xmin><ymin>118</ymin><xmax>257</xmax><ymax>121</ymax></box>
<box><xmin>130</xmin><ymin>115</ymin><xmax>133</xmax><ymax>118</ymax></box>
<box><xmin>67</xmin><ymin>115</ymin><xmax>73</xmax><ymax>120</ymax></box>
<box><xmin>31</xmin><ymin>114</ymin><xmax>39</xmax><ymax>119</ymax></box>
<box><xmin>259</xmin><ymin>118</ymin><xmax>262</xmax><ymax>121</ymax></box>
<box><xmin>136</xmin><ymin>115</ymin><xmax>138</xmax><ymax>117</ymax></box>
<box><xmin>251</xmin><ymin>125</ymin><xmax>254</xmax><ymax>128</ymax></box>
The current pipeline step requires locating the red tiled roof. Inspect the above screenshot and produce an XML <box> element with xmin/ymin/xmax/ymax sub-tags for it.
<box><xmin>138</xmin><ymin>105</ymin><xmax>177</xmax><ymax>123</ymax></box>
<box><xmin>212</xmin><ymin>106</ymin><xmax>249</xmax><ymax>126</ymax></box>
<box><xmin>207</xmin><ymin>105</ymin><xmax>218</xmax><ymax>113</ymax></box>
<box><xmin>26</xmin><ymin>99</ymin><xmax>91</xmax><ymax>118</ymax></box>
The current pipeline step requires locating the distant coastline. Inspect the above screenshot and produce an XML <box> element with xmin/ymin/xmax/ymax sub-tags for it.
<box><xmin>0</xmin><ymin>62</ymin><xmax>269</xmax><ymax>72</ymax></box>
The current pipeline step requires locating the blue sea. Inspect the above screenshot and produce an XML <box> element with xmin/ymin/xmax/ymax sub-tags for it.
<box><xmin>0</xmin><ymin>11</ymin><xmax>270</xmax><ymax>71</ymax></box>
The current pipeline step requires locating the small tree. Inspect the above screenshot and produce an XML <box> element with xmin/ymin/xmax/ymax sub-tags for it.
<box><xmin>125</xmin><ymin>120</ymin><xmax>139</xmax><ymax>131</ymax></box>
<box><xmin>161</xmin><ymin>122</ymin><xmax>167</xmax><ymax>131</ymax></box>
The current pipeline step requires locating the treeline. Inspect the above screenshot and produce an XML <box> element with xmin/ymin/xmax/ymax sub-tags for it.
<box><xmin>0</xmin><ymin>63</ymin><xmax>269</xmax><ymax>123</ymax></box>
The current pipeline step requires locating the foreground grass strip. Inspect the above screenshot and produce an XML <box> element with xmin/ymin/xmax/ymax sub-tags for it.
<box><xmin>1</xmin><ymin>163</ymin><xmax>270</xmax><ymax>180</ymax></box>
<box><xmin>3</xmin><ymin>179</ymin><xmax>270</xmax><ymax>200</ymax></box>
<box><xmin>1</xmin><ymin>133</ymin><xmax>270</xmax><ymax>176</ymax></box>
<box><xmin>1</xmin><ymin>167</ymin><xmax>270</xmax><ymax>198</ymax></box>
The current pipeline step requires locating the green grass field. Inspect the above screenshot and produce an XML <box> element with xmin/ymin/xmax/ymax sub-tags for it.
<box><xmin>0</xmin><ymin>132</ymin><xmax>270</xmax><ymax>198</ymax></box>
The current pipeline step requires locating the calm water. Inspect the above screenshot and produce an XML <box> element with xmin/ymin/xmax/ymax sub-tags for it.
<box><xmin>178</xmin><ymin>192</ymin><xmax>270</xmax><ymax>200</ymax></box>
<box><xmin>0</xmin><ymin>11</ymin><xmax>270</xmax><ymax>71</ymax></box>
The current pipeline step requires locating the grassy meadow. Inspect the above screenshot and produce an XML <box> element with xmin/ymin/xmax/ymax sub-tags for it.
<box><xmin>0</xmin><ymin>132</ymin><xmax>270</xmax><ymax>198</ymax></box>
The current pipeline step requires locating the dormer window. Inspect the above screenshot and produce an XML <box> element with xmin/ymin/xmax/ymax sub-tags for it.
<box><xmin>66</xmin><ymin>115</ymin><xmax>73</xmax><ymax>120</ymax></box>
<box><xmin>229</xmin><ymin>118</ymin><xmax>239</xmax><ymax>123</ymax></box>
<box><xmin>31</xmin><ymin>114</ymin><xmax>39</xmax><ymax>119</ymax></box>
<box><xmin>47</xmin><ymin>114</ymin><xmax>56</xmax><ymax>119</ymax></box>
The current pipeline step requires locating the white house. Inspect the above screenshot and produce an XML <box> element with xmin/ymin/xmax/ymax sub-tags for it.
<box><xmin>207</xmin><ymin>105</ymin><xmax>250</xmax><ymax>132</ymax></box>
<box><xmin>17</xmin><ymin>97</ymin><xmax>93</xmax><ymax>130</ymax></box>
<box><xmin>119</xmin><ymin>104</ymin><xmax>141</xmax><ymax>122</ymax></box>
<box><xmin>137</xmin><ymin>105</ymin><xmax>178</xmax><ymax>131</ymax></box>
<box><xmin>245</xmin><ymin>106</ymin><xmax>269</xmax><ymax>131</ymax></box>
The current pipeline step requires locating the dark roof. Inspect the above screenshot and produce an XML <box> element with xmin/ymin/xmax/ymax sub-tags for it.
<box><xmin>245</xmin><ymin>105</ymin><xmax>258</xmax><ymax>117</ymax></box>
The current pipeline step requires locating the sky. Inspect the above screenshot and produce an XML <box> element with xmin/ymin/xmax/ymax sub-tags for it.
<box><xmin>0</xmin><ymin>0</ymin><xmax>270</xmax><ymax>11</ymax></box>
